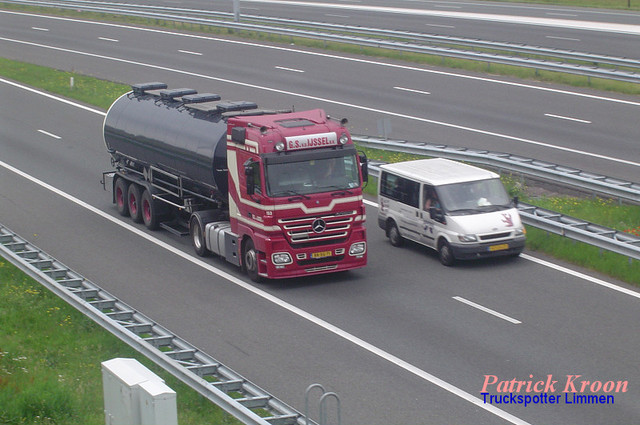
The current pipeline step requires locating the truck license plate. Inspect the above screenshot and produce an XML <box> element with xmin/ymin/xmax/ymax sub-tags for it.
<box><xmin>311</xmin><ymin>250</ymin><xmax>332</xmax><ymax>259</ymax></box>
<box><xmin>489</xmin><ymin>244</ymin><xmax>509</xmax><ymax>252</ymax></box>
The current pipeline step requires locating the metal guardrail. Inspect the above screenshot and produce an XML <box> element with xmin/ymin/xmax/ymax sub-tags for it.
<box><xmin>517</xmin><ymin>202</ymin><xmax>640</xmax><ymax>261</ymax></box>
<box><xmin>355</xmin><ymin>135</ymin><xmax>640</xmax><ymax>205</ymax></box>
<box><xmin>367</xmin><ymin>163</ymin><xmax>640</xmax><ymax>261</ymax></box>
<box><xmin>0</xmin><ymin>223</ymin><xmax>313</xmax><ymax>425</ymax></box>
<box><xmin>3</xmin><ymin>0</ymin><xmax>640</xmax><ymax>83</ymax></box>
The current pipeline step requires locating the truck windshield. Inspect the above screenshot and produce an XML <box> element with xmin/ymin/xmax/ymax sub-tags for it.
<box><xmin>437</xmin><ymin>178</ymin><xmax>511</xmax><ymax>214</ymax></box>
<box><xmin>265</xmin><ymin>152</ymin><xmax>360</xmax><ymax>197</ymax></box>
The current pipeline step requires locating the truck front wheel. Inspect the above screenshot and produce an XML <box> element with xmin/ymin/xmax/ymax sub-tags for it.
<box><xmin>243</xmin><ymin>239</ymin><xmax>262</xmax><ymax>283</ymax></box>
<box><xmin>189</xmin><ymin>215</ymin><xmax>209</xmax><ymax>257</ymax></box>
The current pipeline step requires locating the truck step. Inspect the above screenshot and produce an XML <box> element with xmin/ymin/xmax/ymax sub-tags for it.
<box><xmin>159</xmin><ymin>221</ymin><xmax>189</xmax><ymax>236</ymax></box>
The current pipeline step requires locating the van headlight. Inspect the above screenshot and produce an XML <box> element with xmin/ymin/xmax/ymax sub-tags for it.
<box><xmin>515</xmin><ymin>227</ymin><xmax>526</xmax><ymax>236</ymax></box>
<box><xmin>458</xmin><ymin>234</ymin><xmax>477</xmax><ymax>242</ymax></box>
<box><xmin>349</xmin><ymin>242</ymin><xmax>366</xmax><ymax>256</ymax></box>
<box><xmin>271</xmin><ymin>252</ymin><xmax>292</xmax><ymax>265</ymax></box>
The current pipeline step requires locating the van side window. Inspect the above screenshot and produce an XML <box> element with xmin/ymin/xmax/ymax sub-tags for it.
<box><xmin>423</xmin><ymin>185</ymin><xmax>440</xmax><ymax>211</ymax></box>
<box><xmin>380</xmin><ymin>172</ymin><xmax>420</xmax><ymax>208</ymax></box>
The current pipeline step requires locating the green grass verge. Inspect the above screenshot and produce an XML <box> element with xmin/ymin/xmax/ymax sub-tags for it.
<box><xmin>0</xmin><ymin>258</ymin><xmax>243</xmax><ymax>425</ymax></box>
<box><xmin>488</xmin><ymin>0</ymin><xmax>639</xmax><ymax>9</ymax></box>
<box><xmin>1</xmin><ymin>1</ymin><xmax>640</xmax><ymax>96</ymax></box>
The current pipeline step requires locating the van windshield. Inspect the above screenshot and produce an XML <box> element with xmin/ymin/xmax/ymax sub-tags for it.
<box><xmin>437</xmin><ymin>178</ymin><xmax>511</xmax><ymax>215</ymax></box>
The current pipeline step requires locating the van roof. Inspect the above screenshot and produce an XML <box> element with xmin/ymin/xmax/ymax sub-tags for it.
<box><xmin>380</xmin><ymin>158</ymin><xmax>499</xmax><ymax>185</ymax></box>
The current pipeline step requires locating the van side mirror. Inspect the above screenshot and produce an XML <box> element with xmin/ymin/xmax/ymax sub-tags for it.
<box><xmin>513</xmin><ymin>196</ymin><xmax>519</xmax><ymax>208</ymax></box>
<box><xmin>430</xmin><ymin>207</ymin><xmax>446</xmax><ymax>224</ymax></box>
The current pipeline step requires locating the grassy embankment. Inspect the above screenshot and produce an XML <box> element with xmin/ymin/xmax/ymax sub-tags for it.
<box><xmin>0</xmin><ymin>1</ymin><xmax>639</xmax><ymax>97</ymax></box>
<box><xmin>490</xmin><ymin>0</ymin><xmax>638</xmax><ymax>9</ymax></box>
<box><xmin>0</xmin><ymin>257</ymin><xmax>243</xmax><ymax>425</ymax></box>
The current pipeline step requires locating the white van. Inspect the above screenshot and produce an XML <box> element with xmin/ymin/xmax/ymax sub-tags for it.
<box><xmin>377</xmin><ymin>158</ymin><xmax>526</xmax><ymax>265</ymax></box>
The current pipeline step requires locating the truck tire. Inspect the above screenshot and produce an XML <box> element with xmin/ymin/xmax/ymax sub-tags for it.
<box><xmin>189</xmin><ymin>214</ymin><xmax>209</xmax><ymax>257</ymax></box>
<box><xmin>243</xmin><ymin>239</ymin><xmax>262</xmax><ymax>283</ymax></box>
<box><xmin>388</xmin><ymin>221</ymin><xmax>403</xmax><ymax>247</ymax></box>
<box><xmin>127</xmin><ymin>184</ymin><xmax>143</xmax><ymax>223</ymax></box>
<box><xmin>438</xmin><ymin>239</ymin><xmax>455</xmax><ymax>266</ymax></box>
<box><xmin>141</xmin><ymin>189</ymin><xmax>159</xmax><ymax>230</ymax></box>
<box><xmin>114</xmin><ymin>177</ymin><xmax>129</xmax><ymax>216</ymax></box>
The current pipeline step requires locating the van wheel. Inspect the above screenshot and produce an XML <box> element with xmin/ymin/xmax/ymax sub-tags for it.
<box><xmin>388</xmin><ymin>221</ymin><xmax>403</xmax><ymax>247</ymax></box>
<box><xmin>438</xmin><ymin>240</ymin><xmax>455</xmax><ymax>266</ymax></box>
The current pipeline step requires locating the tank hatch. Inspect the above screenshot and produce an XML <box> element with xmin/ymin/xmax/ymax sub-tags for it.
<box><xmin>159</xmin><ymin>88</ymin><xmax>198</xmax><ymax>101</ymax></box>
<box><xmin>131</xmin><ymin>82</ymin><xmax>168</xmax><ymax>95</ymax></box>
<box><xmin>182</xmin><ymin>93</ymin><xmax>222</xmax><ymax>104</ymax></box>
<box><xmin>217</xmin><ymin>101</ymin><xmax>258</xmax><ymax>113</ymax></box>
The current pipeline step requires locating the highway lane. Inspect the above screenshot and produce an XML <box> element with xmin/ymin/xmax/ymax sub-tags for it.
<box><xmin>2</xmin><ymin>73</ymin><xmax>640</xmax><ymax>424</ymax></box>
<box><xmin>142</xmin><ymin>0</ymin><xmax>640</xmax><ymax>59</ymax></box>
<box><xmin>2</xmin><ymin>10</ymin><xmax>640</xmax><ymax>184</ymax></box>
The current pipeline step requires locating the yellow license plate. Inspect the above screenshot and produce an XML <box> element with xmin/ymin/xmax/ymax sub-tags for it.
<box><xmin>311</xmin><ymin>250</ymin><xmax>332</xmax><ymax>259</ymax></box>
<box><xmin>489</xmin><ymin>244</ymin><xmax>509</xmax><ymax>252</ymax></box>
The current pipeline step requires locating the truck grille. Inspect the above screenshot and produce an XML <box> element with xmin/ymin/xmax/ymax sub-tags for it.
<box><xmin>279</xmin><ymin>211</ymin><xmax>356</xmax><ymax>246</ymax></box>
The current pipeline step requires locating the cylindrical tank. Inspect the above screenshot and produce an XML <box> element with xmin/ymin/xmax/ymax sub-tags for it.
<box><xmin>103</xmin><ymin>90</ymin><xmax>229</xmax><ymax>197</ymax></box>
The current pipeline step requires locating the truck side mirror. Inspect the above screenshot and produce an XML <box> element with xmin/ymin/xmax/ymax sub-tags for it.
<box><xmin>359</xmin><ymin>153</ymin><xmax>368</xmax><ymax>183</ymax></box>
<box><xmin>232</xmin><ymin>127</ymin><xmax>246</xmax><ymax>144</ymax></box>
<box><xmin>244</xmin><ymin>162</ymin><xmax>255</xmax><ymax>195</ymax></box>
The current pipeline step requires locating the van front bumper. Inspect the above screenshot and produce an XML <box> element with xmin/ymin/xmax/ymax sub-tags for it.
<box><xmin>450</xmin><ymin>237</ymin><xmax>526</xmax><ymax>260</ymax></box>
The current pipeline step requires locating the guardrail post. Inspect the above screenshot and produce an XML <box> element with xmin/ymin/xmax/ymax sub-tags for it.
<box><xmin>305</xmin><ymin>384</ymin><xmax>325</xmax><ymax>425</ymax></box>
<box><xmin>319</xmin><ymin>392</ymin><xmax>340</xmax><ymax>425</ymax></box>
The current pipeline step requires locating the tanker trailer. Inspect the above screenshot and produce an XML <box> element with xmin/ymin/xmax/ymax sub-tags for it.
<box><xmin>103</xmin><ymin>82</ymin><xmax>368</xmax><ymax>282</ymax></box>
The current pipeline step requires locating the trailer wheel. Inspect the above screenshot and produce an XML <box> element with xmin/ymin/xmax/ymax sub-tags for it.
<box><xmin>141</xmin><ymin>189</ymin><xmax>159</xmax><ymax>230</ymax></box>
<box><xmin>127</xmin><ymin>184</ymin><xmax>143</xmax><ymax>223</ymax></box>
<box><xmin>243</xmin><ymin>239</ymin><xmax>262</xmax><ymax>283</ymax></box>
<box><xmin>189</xmin><ymin>215</ymin><xmax>209</xmax><ymax>257</ymax></box>
<box><xmin>438</xmin><ymin>239</ymin><xmax>455</xmax><ymax>266</ymax></box>
<box><xmin>114</xmin><ymin>178</ymin><xmax>129</xmax><ymax>216</ymax></box>
<box><xmin>388</xmin><ymin>220</ymin><xmax>403</xmax><ymax>247</ymax></box>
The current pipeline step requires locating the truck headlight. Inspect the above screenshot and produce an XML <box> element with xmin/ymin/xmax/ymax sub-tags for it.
<box><xmin>271</xmin><ymin>252</ymin><xmax>292</xmax><ymax>265</ymax></box>
<box><xmin>349</xmin><ymin>242</ymin><xmax>366</xmax><ymax>256</ymax></box>
<box><xmin>458</xmin><ymin>234</ymin><xmax>477</xmax><ymax>242</ymax></box>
